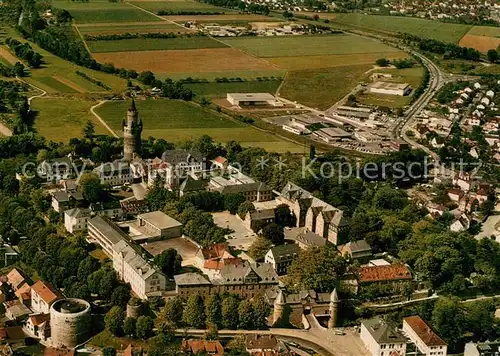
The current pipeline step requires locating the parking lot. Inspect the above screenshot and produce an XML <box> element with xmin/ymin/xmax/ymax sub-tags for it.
<box><xmin>212</xmin><ymin>211</ymin><xmax>257</xmax><ymax>251</ymax></box>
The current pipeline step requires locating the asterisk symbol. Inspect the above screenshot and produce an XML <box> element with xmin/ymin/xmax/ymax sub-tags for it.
<box><xmin>273</xmin><ymin>157</ymin><xmax>287</xmax><ymax>170</ymax></box>
<box><xmin>256</xmin><ymin>156</ymin><xmax>269</xmax><ymax>170</ymax></box>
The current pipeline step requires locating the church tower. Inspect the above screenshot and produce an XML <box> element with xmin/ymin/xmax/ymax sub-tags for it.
<box><xmin>123</xmin><ymin>99</ymin><xmax>143</xmax><ymax>161</ymax></box>
<box><xmin>273</xmin><ymin>289</ymin><xmax>286</xmax><ymax>325</ymax></box>
<box><xmin>328</xmin><ymin>288</ymin><xmax>339</xmax><ymax>329</ymax></box>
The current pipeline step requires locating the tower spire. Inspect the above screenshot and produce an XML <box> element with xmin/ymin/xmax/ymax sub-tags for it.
<box><xmin>128</xmin><ymin>98</ymin><xmax>137</xmax><ymax>111</ymax></box>
<box><xmin>123</xmin><ymin>99</ymin><xmax>142</xmax><ymax>161</ymax></box>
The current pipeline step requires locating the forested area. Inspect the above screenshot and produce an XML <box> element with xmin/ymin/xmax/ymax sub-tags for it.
<box><xmin>399</xmin><ymin>33</ymin><xmax>481</xmax><ymax>61</ymax></box>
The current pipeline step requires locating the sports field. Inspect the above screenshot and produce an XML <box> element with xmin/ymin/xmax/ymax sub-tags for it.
<box><xmin>185</xmin><ymin>81</ymin><xmax>281</xmax><ymax>98</ymax></box>
<box><xmin>32</xmin><ymin>98</ymin><xmax>109</xmax><ymax>143</ymax></box>
<box><xmin>78</xmin><ymin>22</ymin><xmax>192</xmax><ymax>35</ymax></box>
<box><xmin>96</xmin><ymin>99</ymin><xmax>304</xmax><ymax>152</ymax></box>
<box><xmin>459</xmin><ymin>26</ymin><xmax>500</xmax><ymax>53</ymax></box>
<box><xmin>318</xmin><ymin>13</ymin><xmax>472</xmax><ymax>43</ymax></box>
<box><xmin>87</xmin><ymin>36</ymin><xmax>226</xmax><ymax>52</ymax></box>
<box><xmin>279</xmin><ymin>64</ymin><xmax>373</xmax><ymax>110</ymax></box>
<box><xmin>222</xmin><ymin>34</ymin><xmax>398</xmax><ymax>57</ymax></box>
<box><xmin>92</xmin><ymin>48</ymin><xmax>280</xmax><ymax>75</ymax></box>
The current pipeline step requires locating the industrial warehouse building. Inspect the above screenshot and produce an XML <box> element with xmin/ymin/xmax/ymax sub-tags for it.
<box><xmin>227</xmin><ymin>93</ymin><xmax>284</xmax><ymax>107</ymax></box>
<box><xmin>312</xmin><ymin>127</ymin><xmax>352</xmax><ymax>143</ymax></box>
<box><xmin>369</xmin><ymin>81</ymin><xmax>411</xmax><ymax>96</ymax></box>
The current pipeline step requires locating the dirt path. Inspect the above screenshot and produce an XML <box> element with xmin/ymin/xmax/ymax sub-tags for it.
<box><xmin>53</xmin><ymin>75</ymin><xmax>86</xmax><ymax>93</ymax></box>
<box><xmin>90</xmin><ymin>100</ymin><xmax>119</xmax><ymax>138</ymax></box>
<box><xmin>73</xmin><ymin>24</ymin><xmax>92</xmax><ymax>53</ymax></box>
<box><xmin>0</xmin><ymin>46</ymin><xmax>19</xmax><ymax>65</ymax></box>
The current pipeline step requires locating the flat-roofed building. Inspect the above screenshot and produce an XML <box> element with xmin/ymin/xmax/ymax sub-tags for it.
<box><xmin>136</xmin><ymin>211</ymin><xmax>182</xmax><ymax>240</ymax></box>
<box><xmin>227</xmin><ymin>93</ymin><xmax>283</xmax><ymax>107</ymax></box>
<box><xmin>312</xmin><ymin>127</ymin><xmax>352</xmax><ymax>143</ymax></box>
<box><xmin>402</xmin><ymin>316</ymin><xmax>447</xmax><ymax>356</ymax></box>
<box><xmin>369</xmin><ymin>81</ymin><xmax>411</xmax><ymax>96</ymax></box>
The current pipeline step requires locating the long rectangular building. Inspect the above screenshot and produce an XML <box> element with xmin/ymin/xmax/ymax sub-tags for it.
<box><xmin>88</xmin><ymin>216</ymin><xmax>166</xmax><ymax>299</ymax></box>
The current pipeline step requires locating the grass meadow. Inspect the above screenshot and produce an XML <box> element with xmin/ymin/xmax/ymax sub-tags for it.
<box><xmin>32</xmin><ymin>98</ymin><xmax>109</xmax><ymax>142</ymax></box>
<box><xmin>129</xmin><ymin>1</ymin><xmax>225</xmax><ymax>13</ymax></box>
<box><xmin>78</xmin><ymin>22</ymin><xmax>191</xmax><ymax>35</ymax></box>
<box><xmin>87</xmin><ymin>36</ymin><xmax>226</xmax><ymax>53</ymax></box>
<box><xmin>96</xmin><ymin>99</ymin><xmax>304</xmax><ymax>152</ymax></box>
<box><xmin>71</xmin><ymin>8</ymin><xmax>161</xmax><ymax>24</ymax></box>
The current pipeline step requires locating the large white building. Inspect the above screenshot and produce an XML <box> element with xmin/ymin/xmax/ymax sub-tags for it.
<box><xmin>360</xmin><ymin>317</ymin><xmax>407</xmax><ymax>356</ymax></box>
<box><xmin>227</xmin><ymin>93</ymin><xmax>284</xmax><ymax>107</ymax></box>
<box><xmin>88</xmin><ymin>216</ymin><xmax>167</xmax><ymax>299</ymax></box>
<box><xmin>369</xmin><ymin>82</ymin><xmax>411</xmax><ymax>96</ymax></box>
<box><xmin>93</xmin><ymin>160</ymin><xmax>134</xmax><ymax>186</ymax></box>
<box><xmin>402</xmin><ymin>316</ymin><xmax>447</xmax><ymax>356</ymax></box>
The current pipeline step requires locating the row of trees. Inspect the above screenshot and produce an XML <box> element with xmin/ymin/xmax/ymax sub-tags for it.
<box><xmin>5</xmin><ymin>37</ymin><xmax>43</xmax><ymax>68</ymax></box>
<box><xmin>399</xmin><ymin>33</ymin><xmax>481</xmax><ymax>61</ymax></box>
<box><xmin>157</xmin><ymin>10</ymin><xmax>224</xmax><ymax>15</ymax></box>
<box><xmin>84</xmin><ymin>32</ymin><xmax>205</xmax><ymax>41</ymax></box>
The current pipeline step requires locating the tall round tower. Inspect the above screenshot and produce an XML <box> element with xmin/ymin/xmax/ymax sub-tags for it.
<box><xmin>273</xmin><ymin>289</ymin><xmax>286</xmax><ymax>325</ymax></box>
<box><xmin>328</xmin><ymin>288</ymin><xmax>339</xmax><ymax>329</ymax></box>
<box><xmin>123</xmin><ymin>99</ymin><xmax>142</xmax><ymax>161</ymax></box>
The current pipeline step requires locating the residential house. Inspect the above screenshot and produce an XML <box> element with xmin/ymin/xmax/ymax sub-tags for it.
<box><xmin>24</xmin><ymin>313</ymin><xmax>50</xmax><ymax>341</ymax></box>
<box><xmin>454</xmin><ymin>172</ymin><xmax>474</xmax><ymax>191</ymax></box>
<box><xmin>246</xmin><ymin>334</ymin><xmax>279</xmax><ymax>354</ymax></box>
<box><xmin>195</xmin><ymin>243</ymin><xmax>240</xmax><ymax>279</ymax></box>
<box><xmin>181</xmin><ymin>340</ymin><xmax>224</xmax><ymax>355</ymax></box>
<box><xmin>284</xmin><ymin>227</ymin><xmax>327</xmax><ymax>249</ymax></box>
<box><xmin>348</xmin><ymin>264</ymin><xmax>412</xmax><ymax>294</ymax></box>
<box><xmin>30</xmin><ymin>280</ymin><xmax>62</xmax><ymax>314</ymax></box>
<box><xmin>51</xmin><ymin>190</ymin><xmax>84</xmax><ymax>213</ymax></box>
<box><xmin>402</xmin><ymin>316</ymin><xmax>447</xmax><ymax>356</ymax></box>
<box><xmin>174</xmin><ymin>273</ymin><xmax>213</xmax><ymax>297</ymax></box>
<box><xmin>160</xmin><ymin>150</ymin><xmax>206</xmax><ymax>189</ymax></box>
<box><xmin>464</xmin><ymin>340</ymin><xmax>500</xmax><ymax>356</ymax></box>
<box><xmin>94</xmin><ymin>160</ymin><xmax>133</xmax><ymax>186</ymax></box>
<box><xmin>64</xmin><ymin>208</ymin><xmax>91</xmax><ymax>234</ymax></box>
<box><xmin>341</xmin><ymin>240</ymin><xmax>372</xmax><ymax>260</ymax></box>
<box><xmin>360</xmin><ymin>317</ymin><xmax>407</xmax><ymax>356</ymax></box>
<box><xmin>264</xmin><ymin>243</ymin><xmax>301</xmax><ymax>275</ymax></box>
<box><xmin>14</xmin><ymin>283</ymin><xmax>31</xmax><ymax>306</ymax></box>
<box><xmin>448</xmin><ymin>188</ymin><xmax>464</xmax><ymax>202</ymax></box>
<box><xmin>7</xmin><ymin>268</ymin><xmax>26</xmax><ymax>291</ymax></box>
<box><xmin>278</xmin><ymin>182</ymin><xmax>348</xmax><ymax>245</ymax></box>
<box><xmin>37</xmin><ymin>157</ymin><xmax>73</xmax><ymax>182</ymax></box>
<box><xmin>4</xmin><ymin>300</ymin><xmax>31</xmax><ymax>321</ymax></box>
<box><xmin>179</xmin><ymin>176</ymin><xmax>207</xmax><ymax>197</ymax></box>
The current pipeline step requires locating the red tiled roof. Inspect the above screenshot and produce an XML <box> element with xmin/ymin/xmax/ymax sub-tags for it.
<box><xmin>181</xmin><ymin>340</ymin><xmax>224</xmax><ymax>355</ymax></box>
<box><xmin>29</xmin><ymin>313</ymin><xmax>50</xmax><ymax>326</ymax></box>
<box><xmin>7</xmin><ymin>268</ymin><xmax>25</xmax><ymax>290</ymax></box>
<box><xmin>214</xmin><ymin>156</ymin><xmax>227</xmax><ymax>164</ymax></box>
<box><xmin>204</xmin><ymin>257</ymin><xmax>242</xmax><ymax>270</ymax></box>
<box><xmin>201</xmin><ymin>243</ymin><xmax>232</xmax><ymax>260</ymax></box>
<box><xmin>404</xmin><ymin>315</ymin><xmax>447</xmax><ymax>347</ymax></box>
<box><xmin>359</xmin><ymin>264</ymin><xmax>412</xmax><ymax>283</ymax></box>
<box><xmin>15</xmin><ymin>283</ymin><xmax>31</xmax><ymax>300</ymax></box>
<box><xmin>31</xmin><ymin>280</ymin><xmax>62</xmax><ymax>304</ymax></box>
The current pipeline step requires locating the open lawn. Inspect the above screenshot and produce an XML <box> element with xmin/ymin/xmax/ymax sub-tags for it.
<box><xmin>33</xmin><ymin>77</ymin><xmax>79</xmax><ymax>93</ymax></box>
<box><xmin>70</xmin><ymin>7</ymin><xmax>161</xmax><ymax>23</ymax></box>
<box><xmin>279</xmin><ymin>64</ymin><xmax>372</xmax><ymax>110</ymax></box>
<box><xmin>220</xmin><ymin>34</ymin><xmax>403</xmax><ymax>57</ymax></box>
<box><xmin>31</xmin><ymin>98</ymin><xmax>109</xmax><ymax>143</ymax></box>
<box><xmin>467</xmin><ymin>26</ymin><xmax>500</xmax><ymax>37</ymax></box>
<box><xmin>129</xmin><ymin>0</ymin><xmax>225</xmax><ymax>12</ymax></box>
<box><xmin>87</xmin><ymin>36</ymin><xmax>226</xmax><ymax>53</ymax></box>
<box><xmin>0</xmin><ymin>46</ymin><xmax>18</xmax><ymax>65</ymax></box>
<box><xmin>326</xmin><ymin>13</ymin><xmax>472</xmax><ymax>43</ymax></box>
<box><xmin>356</xmin><ymin>67</ymin><xmax>425</xmax><ymax>108</ymax></box>
<box><xmin>185</xmin><ymin>80</ymin><xmax>281</xmax><ymax>98</ymax></box>
<box><xmin>96</xmin><ymin>99</ymin><xmax>304</xmax><ymax>152</ymax></box>
<box><xmin>92</xmin><ymin>47</ymin><xmax>280</xmax><ymax>75</ymax></box>
<box><xmin>77</xmin><ymin>22</ymin><xmax>191</xmax><ymax>35</ymax></box>
<box><xmin>269</xmin><ymin>52</ymin><xmax>408</xmax><ymax>71</ymax></box>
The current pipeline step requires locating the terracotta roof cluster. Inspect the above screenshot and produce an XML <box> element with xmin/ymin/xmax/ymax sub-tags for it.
<box><xmin>359</xmin><ymin>264</ymin><xmax>412</xmax><ymax>283</ymax></box>
<box><xmin>15</xmin><ymin>283</ymin><xmax>31</xmax><ymax>301</ymax></box>
<box><xmin>181</xmin><ymin>340</ymin><xmax>224</xmax><ymax>355</ymax></box>
<box><xmin>31</xmin><ymin>280</ymin><xmax>62</xmax><ymax>304</ymax></box>
<box><xmin>246</xmin><ymin>335</ymin><xmax>278</xmax><ymax>350</ymax></box>
<box><xmin>404</xmin><ymin>316</ymin><xmax>447</xmax><ymax>347</ymax></box>
<box><xmin>201</xmin><ymin>243</ymin><xmax>232</xmax><ymax>260</ymax></box>
<box><xmin>7</xmin><ymin>268</ymin><xmax>26</xmax><ymax>290</ymax></box>
<box><xmin>29</xmin><ymin>313</ymin><xmax>50</xmax><ymax>326</ymax></box>
<box><xmin>204</xmin><ymin>257</ymin><xmax>242</xmax><ymax>271</ymax></box>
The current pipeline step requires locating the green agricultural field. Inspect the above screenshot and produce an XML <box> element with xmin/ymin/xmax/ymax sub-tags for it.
<box><xmin>185</xmin><ymin>80</ymin><xmax>282</xmax><ymax>99</ymax></box>
<box><xmin>156</xmin><ymin>70</ymin><xmax>286</xmax><ymax>81</ymax></box>
<box><xmin>33</xmin><ymin>77</ymin><xmax>78</xmax><ymax>93</ymax></box>
<box><xmin>356</xmin><ymin>67</ymin><xmax>425</xmax><ymax>108</ymax></box>
<box><xmin>51</xmin><ymin>0</ymin><xmax>133</xmax><ymax>10</ymax></box>
<box><xmin>129</xmin><ymin>1</ymin><xmax>225</xmax><ymax>13</ymax></box>
<box><xmin>220</xmin><ymin>34</ymin><xmax>401</xmax><ymax>57</ymax></box>
<box><xmin>70</xmin><ymin>8</ymin><xmax>161</xmax><ymax>24</ymax></box>
<box><xmin>78</xmin><ymin>23</ymin><xmax>188</xmax><ymax>35</ymax></box>
<box><xmin>87</xmin><ymin>36</ymin><xmax>226</xmax><ymax>53</ymax></box>
<box><xmin>279</xmin><ymin>64</ymin><xmax>372</xmax><ymax>110</ymax></box>
<box><xmin>32</xmin><ymin>98</ymin><xmax>109</xmax><ymax>143</ymax></box>
<box><xmin>468</xmin><ymin>26</ymin><xmax>500</xmax><ymax>37</ymax></box>
<box><xmin>96</xmin><ymin>99</ymin><xmax>304</xmax><ymax>152</ymax></box>
<box><xmin>331</xmin><ymin>14</ymin><xmax>471</xmax><ymax>43</ymax></box>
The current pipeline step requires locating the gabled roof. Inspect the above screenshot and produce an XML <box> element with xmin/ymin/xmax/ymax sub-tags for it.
<box><xmin>7</xmin><ymin>268</ymin><xmax>26</xmax><ymax>290</ymax></box>
<box><xmin>217</xmin><ymin>261</ymin><xmax>278</xmax><ymax>285</ymax></box>
<box><xmin>31</xmin><ymin>280</ymin><xmax>62</xmax><ymax>305</ymax></box>
<box><xmin>181</xmin><ymin>340</ymin><xmax>224</xmax><ymax>355</ymax></box>
<box><xmin>15</xmin><ymin>283</ymin><xmax>31</xmax><ymax>300</ymax></box>
<box><xmin>342</xmin><ymin>240</ymin><xmax>372</xmax><ymax>254</ymax></box>
<box><xmin>358</xmin><ymin>264</ymin><xmax>412</xmax><ymax>283</ymax></box>
<box><xmin>29</xmin><ymin>313</ymin><xmax>50</xmax><ymax>326</ymax></box>
<box><xmin>174</xmin><ymin>273</ymin><xmax>212</xmax><ymax>286</ymax></box>
<box><xmin>246</xmin><ymin>334</ymin><xmax>278</xmax><ymax>350</ymax></box>
<box><xmin>403</xmin><ymin>315</ymin><xmax>447</xmax><ymax>347</ymax></box>
<box><xmin>267</xmin><ymin>243</ymin><xmax>300</xmax><ymax>261</ymax></box>
<box><xmin>362</xmin><ymin>317</ymin><xmax>406</xmax><ymax>344</ymax></box>
<box><xmin>161</xmin><ymin>149</ymin><xmax>204</xmax><ymax>165</ymax></box>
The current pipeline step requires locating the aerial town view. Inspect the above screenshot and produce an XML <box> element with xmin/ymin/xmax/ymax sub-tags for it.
<box><xmin>1</xmin><ymin>0</ymin><xmax>500</xmax><ymax>355</ymax></box>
